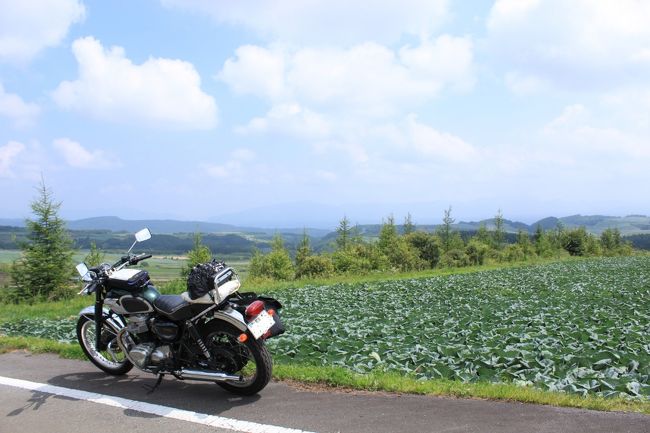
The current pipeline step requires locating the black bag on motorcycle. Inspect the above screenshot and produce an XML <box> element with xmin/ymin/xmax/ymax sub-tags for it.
<box><xmin>186</xmin><ymin>260</ymin><xmax>226</xmax><ymax>300</ymax></box>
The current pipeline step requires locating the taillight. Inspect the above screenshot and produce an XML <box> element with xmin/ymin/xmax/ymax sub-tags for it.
<box><xmin>245</xmin><ymin>300</ymin><xmax>265</xmax><ymax>319</ymax></box>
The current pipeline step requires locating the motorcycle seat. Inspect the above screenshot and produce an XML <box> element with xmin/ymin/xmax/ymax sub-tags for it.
<box><xmin>180</xmin><ymin>291</ymin><xmax>214</xmax><ymax>304</ymax></box>
<box><xmin>153</xmin><ymin>294</ymin><xmax>189</xmax><ymax>315</ymax></box>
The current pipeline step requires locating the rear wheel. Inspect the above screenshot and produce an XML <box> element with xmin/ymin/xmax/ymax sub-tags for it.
<box><xmin>202</xmin><ymin>321</ymin><xmax>272</xmax><ymax>396</ymax></box>
<box><xmin>77</xmin><ymin>315</ymin><xmax>133</xmax><ymax>375</ymax></box>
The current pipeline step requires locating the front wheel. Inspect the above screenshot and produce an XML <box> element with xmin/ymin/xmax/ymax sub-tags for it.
<box><xmin>77</xmin><ymin>315</ymin><xmax>133</xmax><ymax>375</ymax></box>
<box><xmin>202</xmin><ymin>321</ymin><xmax>272</xmax><ymax>396</ymax></box>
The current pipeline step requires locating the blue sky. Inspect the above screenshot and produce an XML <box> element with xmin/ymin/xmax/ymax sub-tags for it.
<box><xmin>1</xmin><ymin>0</ymin><xmax>649</xmax><ymax>228</ymax></box>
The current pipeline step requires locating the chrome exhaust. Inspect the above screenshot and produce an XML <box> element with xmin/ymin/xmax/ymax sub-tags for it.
<box><xmin>176</xmin><ymin>369</ymin><xmax>243</xmax><ymax>382</ymax></box>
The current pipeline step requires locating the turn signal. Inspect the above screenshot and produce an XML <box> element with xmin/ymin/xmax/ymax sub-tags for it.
<box><xmin>268</xmin><ymin>309</ymin><xmax>276</xmax><ymax>316</ymax></box>
<box><xmin>237</xmin><ymin>333</ymin><xmax>248</xmax><ymax>343</ymax></box>
<box><xmin>245</xmin><ymin>300</ymin><xmax>265</xmax><ymax>318</ymax></box>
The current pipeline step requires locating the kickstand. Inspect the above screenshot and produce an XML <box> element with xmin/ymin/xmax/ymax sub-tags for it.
<box><xmin>144</xmin><ymin>374</ymin><xmax>164</xmax><ymax>395</ymax></box>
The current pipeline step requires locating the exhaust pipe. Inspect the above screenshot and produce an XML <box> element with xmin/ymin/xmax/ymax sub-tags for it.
<box><xmin>176</xmin><ymin>369</ymin><xmax>243</xmax><ymax>382</ymax></box>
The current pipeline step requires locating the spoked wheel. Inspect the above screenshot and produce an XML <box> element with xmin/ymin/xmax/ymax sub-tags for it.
<box><xmin>202</xmin><ymin>321</ymin><xmax>272</xmax><ymax>396</ymax></box>
<box><xmin>76</xmin><ymin>315</ymin><xmax>133</xmax><ymax>375</ymax></box>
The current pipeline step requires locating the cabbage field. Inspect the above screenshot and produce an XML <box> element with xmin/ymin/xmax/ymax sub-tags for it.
<box><xmin>2</xmin><ymin>256</ymin><xmax>649</xmax><ymax>399</ymax></box>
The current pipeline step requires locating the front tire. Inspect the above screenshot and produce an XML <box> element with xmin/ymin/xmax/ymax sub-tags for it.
<box><xmin>77</xmin><ymin>315</ymin><xmax>133</xmax><ymax>375</ymax></box>
<box><xmin>202</xmin><ymin>321</ymin><xmax>272</xmax><ymax>396</ymax></box>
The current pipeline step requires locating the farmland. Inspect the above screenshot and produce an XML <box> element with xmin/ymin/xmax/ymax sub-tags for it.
<box><xmin>1</xmin><ymin>256</ymin><xmax>649</xmax><ymax>400</ymax></box>
<box><xmin>269</xmin><ymin>256</ymin><xmax>650</xmax><ymax>399</ymax></box>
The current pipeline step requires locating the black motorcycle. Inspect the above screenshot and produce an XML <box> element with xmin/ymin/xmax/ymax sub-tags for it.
<box><xmin>75</xmin><ymin>228</ymin><xmax>284</xmax><ymax>395</ymax></box>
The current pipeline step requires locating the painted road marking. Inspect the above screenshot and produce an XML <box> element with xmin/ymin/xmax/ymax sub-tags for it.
<box><xmin>0</xmin><ymin>375</ymin><xmax>316</xmax><ymax>433</ymax></box>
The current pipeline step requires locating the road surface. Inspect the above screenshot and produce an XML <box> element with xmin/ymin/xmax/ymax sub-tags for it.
<box><xmin>0</xmin><ymin>352</ymin><xmax>647</xmax><ymax>433</ymax></box>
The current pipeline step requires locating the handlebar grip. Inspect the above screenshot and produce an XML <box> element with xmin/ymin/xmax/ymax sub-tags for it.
<box><xmin>140</xmin><ymin>254</ymin><xmax>152</xmax><ymax>260</ymax></box>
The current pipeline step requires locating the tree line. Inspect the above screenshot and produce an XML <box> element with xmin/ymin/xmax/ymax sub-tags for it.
<box><xmin>247</xmin><ymin>208</ymin><xmax>633</xmax><ymax>281</ymax></box>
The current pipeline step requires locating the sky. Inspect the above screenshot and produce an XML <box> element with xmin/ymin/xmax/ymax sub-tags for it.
<box><xmin>0</xmin><ymin>0</ymin><xmax>649</xmax><ymax>228</ymax></box>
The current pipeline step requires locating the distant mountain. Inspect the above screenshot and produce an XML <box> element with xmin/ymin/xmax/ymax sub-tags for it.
<box><xmin>0</xmin><ymin>216</ymin><xmax>330</xmax><ymax>238</ymax></box>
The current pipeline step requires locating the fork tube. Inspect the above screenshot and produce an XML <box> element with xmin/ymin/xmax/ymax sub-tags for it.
<box><xmin>94</xmin><ymin>289</ymin><xmax>103</xmax><ymax>351</ymax></box>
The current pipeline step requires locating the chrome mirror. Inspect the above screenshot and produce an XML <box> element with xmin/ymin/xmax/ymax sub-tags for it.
<box><xmin>135</xmin><ymin>228</ymin><xmax>151</xmax><ymax>242</ymax></box>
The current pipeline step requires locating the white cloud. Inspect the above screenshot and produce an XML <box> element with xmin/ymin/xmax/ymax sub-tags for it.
<box><xmin>0</xmin><ymin>83</ymin><xmax>40</xmax><ymax>127</ymax></box>
<box><xmin>53</xmin><ymin>138</ymin><xmax>119</xmax><ymax>169</ymax></box>
<box><xmin>220</xmin><ymin>36</ymin><xmax>474</xmax><ymax>117</ymax></box>
<box><xmin>487</xmin><ymin>0</ymin><xmax>650</xmax><ymax>90</ymax></box>
<box><xmin>406</xmin><ymin>115</ymin><xmax>477</xmax><ymax>162</ymax></box>
<box><xmin>504</xmin><ymin>71</ymin><xmax>547</xmax><ymax>96</ymax></box>
<box><xmin>238</xmin><ymin>103</ymin><xmax>331</xmax><ymax>138</ymax></box>
<box><xmin>162</xmin><ymin>0</ymin><xmax>448</xmax><ymax>45</ymax></box>
<box><xmin>52</xmin><ymin>37</ymin><xmax>218</xmax><ymax>129</ymax></box>
<box><xmin>0</xmin><ymin>141</ymin><xmax>25</xmax><ymax>177</ymax></box>
<box><xmin>0</xmin><ymin>0</ymin><xmax>85</xmax><ymax>64</ymax></box>
<box><xmin>203</xmin><ymin>148</ymin><xmax>256</xmax><ymax>180</ymax></box>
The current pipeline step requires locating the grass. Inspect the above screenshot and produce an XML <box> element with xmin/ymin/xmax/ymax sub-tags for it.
<box><xmin>1</xmin><ymin>335</ymin><xmax>648</xmax><ymax>414</ymax></box>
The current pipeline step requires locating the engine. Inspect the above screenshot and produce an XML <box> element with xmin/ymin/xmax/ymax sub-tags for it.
<box><xmin>128</xmin><ymin>343</ymin><xmax>171</xmax><ymax>369</ymax></box>
<box><xmin>122</xmin><ymin>314</ymin><xmax>177</xmax><ymax>370</ymax></box>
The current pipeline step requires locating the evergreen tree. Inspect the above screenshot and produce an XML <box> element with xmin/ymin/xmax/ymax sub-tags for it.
<box><xmin>336</xmin><ymin>215</ymin><xmax>352</xmax><ymax>250</ymax></box>
<box><xmin>438</xmin><ymin>206</ymin><xmax>455</xmax><ymax>253</ymax></box>
<box><xmin>84</xmin><ymin>241</ymin><xmax>105</xmax><ymax>267</ymax></box>
<box><xmin>181</xmin><ymin>233</ymin><xmax>212</xmax><ymax>277</ymax></box>
<box><xmin>403</xmin><ymin>213</ymin><xmax>415</xmax><ymax>235</ymax></box>
<box><xmin>493</xmin><ymin>209</ymin><xmax>505</xmax><ymax>250</ymax></box>
<box><xmin>295</xmin><ymin>230</ymin><xmax>311</xmax><ymax>268</ymax></box>
<box><xmin>11</xmin><ymin>180</ymin><xmax>74</xmax><ymax>302</ymax></box>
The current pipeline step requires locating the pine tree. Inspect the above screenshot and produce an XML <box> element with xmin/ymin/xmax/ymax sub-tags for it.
<box><xmin>336</xmin><ymin>215</ymin><xmax>352</xmax><ymax>250</ymax></box>
<box><xmin>296</xmin><ymin>230</ymin><xmax>311</xmax><ymax>268</ymax></box>
<box><xmin>437</xmin><ymin>206</ymin><xmax>455</xmax><ymax>253</ymax></box>
<box><xmin>181</xmin><ymin>233</ymin><xmax>212</xmax><ymax>277</ymax></box>
<box><xmin>84</xmin><ymin>241</ymin><xmax>105</xmax><ymax>267</ymax></box>
<box><xmin>403</xmin><ymin>213</ymin><xmax>415</xmax><ymax>235</ymax></box>
<box><xmin>11</xmin><ymin>180</ymin><xmax>74</xmax><ymax>302</ymax></box>
<box><xmin>493</xmin><ymin>209</ymin><xmax>505</xmax><ymax>250</ymax></box>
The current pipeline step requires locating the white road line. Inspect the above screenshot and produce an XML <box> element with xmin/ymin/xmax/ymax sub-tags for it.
<box><xmin>0</xmin><ymin>375</ymin><xmax>316</xmax><ymax>433</ymax></box>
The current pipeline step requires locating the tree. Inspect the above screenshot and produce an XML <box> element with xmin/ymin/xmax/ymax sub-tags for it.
<box><xmin>493</xmin><ymin>209</ymin><xmax>505</xmax><ymax>250</ymax></box>
<box><xmin>336</xmin><ymin>215</ymin><xmax>352</xmax><ymax>250</ymax></box>
<box><xmin>84</xmin><ymin>241</ymin><xmax>105</xmax><ymax>267</ymax></box>
<box><xmin>181</xmin><ymin>233</ymin><xmax>212</xmax><ymax>277</ymax></box>
<box><xmin>295</xmin><ymin>230</ymin><xmax>311</xmax><ymax>268</ymax></box>
<box><xmin>438</xmin><ymin>206</ymin><xmax>455</xmax><ymax>253</ymax></box>
<box><xmin>516</xmin><ymin>230</ymin><xmax>534</xmax><ymax>259</ymax></box>
<box><xmin>249</xmin><ymin>234</ymin><xmax>295</xmax><ymax>281</ymax></box>
<box><xmin>10</xmin><ymin>180</ymin><xmax>74</xmax><ymax>302</ymax></box>
<box><xmin>403</xmin><ymin>213</ymin><xmax>415</xmax><ymax>235</ymax></box>
<box><xmin>406</xmin><ymin>231</ymin><xmax>441</xmax><ymax>268</ymax></box>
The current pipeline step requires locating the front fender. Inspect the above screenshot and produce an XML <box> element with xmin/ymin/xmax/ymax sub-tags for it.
<box><xmin>78</xmin><ymin>306</ymin><xmax>126</xmax><ymax>330</ymax></box>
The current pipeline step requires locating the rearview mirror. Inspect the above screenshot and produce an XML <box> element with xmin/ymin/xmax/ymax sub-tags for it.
<box><xmin>76</xmin><ymin>263</ymin><xmax>91</xmax><ymax>281</ymax></box>
<box><xmin>135</xmin><ymin>228</ymin><xmax>151</xmax><ymax>242</ymax></box>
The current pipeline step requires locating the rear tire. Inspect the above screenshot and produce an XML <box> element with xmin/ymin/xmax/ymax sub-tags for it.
<box><xmin>77</xmin><ymin>315</ymin><xmax>133</xmax><ymax>376</ymax></box>
<box><xmin>202</xmin><ymin>321</ymin><xmax>272</xmax><ymax>396</ymax></box>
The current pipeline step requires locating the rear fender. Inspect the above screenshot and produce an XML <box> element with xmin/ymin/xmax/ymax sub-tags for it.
<box><xmin>212</xmin><ymin>306</ymin><xmax>247</xmax><ymax>333</ymax></box>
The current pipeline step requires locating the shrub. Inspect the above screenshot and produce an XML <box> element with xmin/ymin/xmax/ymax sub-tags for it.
<box><xmin>296</xmin><ymin>255</ymin><xmax>335</xmax><ymax>279</ymax></box>
<box><xmin>465</xmin><ymin>239</ymin><xmax>489</xmax><ymax>265</ymax></box>
<box><xmin>439</xmin><ymin>249</ymin><xmax>469</xmax><ymax>268</ymax></box>
<box><xmin>406</xmin><ymin>232</ymin><xmax>441</xmax><ymax>268</ymax></box>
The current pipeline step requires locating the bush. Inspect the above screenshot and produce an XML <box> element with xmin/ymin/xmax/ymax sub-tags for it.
<box><xmin>296</xmin><ymin>255</ymin><xmax>335</xmax><ymax>279</ymax></box>
<box><xmin>503</xmin><ymin>244</ymin><xmax>525</xmax><ymax>262</ymax></box>
<box><xmin>439</xmin><ymin>249</ymin><xmax>469</xmax><ymax>268</ymax></box>
<box><xmin>406</xmin><ymin>232</ymin><xmax>441</xmax><ymax>268</ymax></box>
<box><xmin>465</xmin><ymin>239</ymin><xmax>489</xmax><ymax>265</ymax></box>
<box><xmin>248</xmin><ymin>235</ymin><xmax>295</xmax><ymax>281</ymax></box>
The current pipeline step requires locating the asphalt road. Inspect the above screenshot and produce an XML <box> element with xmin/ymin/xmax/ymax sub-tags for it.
<box><xmin>0</xmin><ymin>352</ymin><xmax>648</xmax><ymax>433</ymax></box>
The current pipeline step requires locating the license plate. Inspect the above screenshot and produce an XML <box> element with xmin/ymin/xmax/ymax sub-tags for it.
<box><xmin>247</xmin><ymin>310</ymin><xmax>275</xmax><ymax>339</ymax></box>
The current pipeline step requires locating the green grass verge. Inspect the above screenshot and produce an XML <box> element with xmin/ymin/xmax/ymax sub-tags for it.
<box><xmin>1</xmin><ymin>336</ymin><xmax>648</xmax><ymax>414</ymax></box>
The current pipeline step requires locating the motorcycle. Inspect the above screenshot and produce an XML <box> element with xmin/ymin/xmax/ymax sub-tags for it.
<box><xmin>74</xmin><ymin>228</ymin><xmax>284</xmax><ymax>395</ymax></box>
